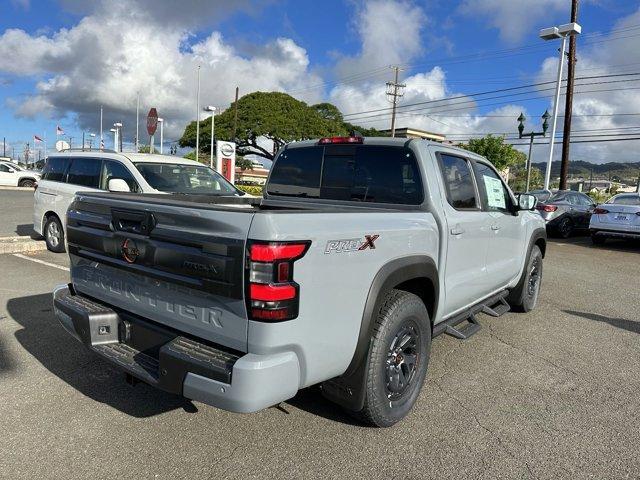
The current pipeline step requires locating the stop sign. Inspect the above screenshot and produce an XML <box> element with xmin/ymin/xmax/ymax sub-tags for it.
<box><xmin>147</xmin><ymin>108</ymin><xmax>158</xmax><ymax>136</ymax></box>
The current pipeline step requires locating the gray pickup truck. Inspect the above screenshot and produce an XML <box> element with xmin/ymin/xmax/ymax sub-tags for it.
<box><xmin>53</xmin><ymin>136</ymin><xmax>546</xmax><ymax>427</ymax></box>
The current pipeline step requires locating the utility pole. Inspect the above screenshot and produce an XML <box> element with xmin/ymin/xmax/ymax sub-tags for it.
<box><xmin>232</xmin><ymin>86</ymin><xmax>239</xmax><ymax>142</ymax></box>
<box><xmin>386</xmin><ymin>66</ymin><xmax>406</xmax><ymax>137</ymax></box>
<box><xmin>560</xmin><ymin>0</ymin><xmax>579</xmax><ymax>190</ymax></box>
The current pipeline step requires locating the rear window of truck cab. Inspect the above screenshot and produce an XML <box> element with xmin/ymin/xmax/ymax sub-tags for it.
<box><xmin>267</xmin><ymin>144</ymin><xmax>423</xmax><ymax>205</ymax></box>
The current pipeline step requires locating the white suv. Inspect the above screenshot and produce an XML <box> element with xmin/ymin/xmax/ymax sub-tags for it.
<box><xmin>0</xmin><ymin>161</ymin><xmax>40</xmax><ymax>187</ymax></box>
<box><xmin>34</xmin><ymin>151</ymin><xmax>242</xmax><ymax>252</ymax></box>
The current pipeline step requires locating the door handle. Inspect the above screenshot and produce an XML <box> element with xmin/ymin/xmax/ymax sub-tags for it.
<box><xmin>450</xmin><ymin>226</ymin><xmax>465</xmax><ymax>236</ymax></box>
<box><xmin>491</xmin><ymin>225</ymin><xmax>501</xmax><ymax>231</ymax></box>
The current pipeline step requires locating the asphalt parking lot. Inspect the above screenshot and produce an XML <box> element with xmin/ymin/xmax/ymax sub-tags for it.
<box><xmin>1</xmin><ymin>234</ymin><xmax>639</xmax><ymax>478</ymax></box>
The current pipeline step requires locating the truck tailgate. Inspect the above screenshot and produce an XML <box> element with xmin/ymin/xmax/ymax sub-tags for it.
<box><xmin>66</xmin><ymin>194</ymin><xmax>256</xmax><ymax>352</ymax></box>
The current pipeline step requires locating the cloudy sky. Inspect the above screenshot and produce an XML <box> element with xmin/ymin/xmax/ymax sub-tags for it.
<box><xmin>0</xmin><ymin>0</ymin><xmax>639</xmax><ymax>164</ymax></box>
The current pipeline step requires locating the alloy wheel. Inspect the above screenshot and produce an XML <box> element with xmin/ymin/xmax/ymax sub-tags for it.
<box><xmin>385</xmin><ymin>323</ymin><xmax>420</xmax><ymax>401</ymax></box>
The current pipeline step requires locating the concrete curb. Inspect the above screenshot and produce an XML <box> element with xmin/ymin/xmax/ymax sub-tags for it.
<box><xmin>0</xmin><ymin>186</ymin><xmax>35</xmax><ymax>191</ymax></box>
<box><xmin>0</xmin><ymin>236</ymin><xmax>47</xmax><ymax>254</ymax></box>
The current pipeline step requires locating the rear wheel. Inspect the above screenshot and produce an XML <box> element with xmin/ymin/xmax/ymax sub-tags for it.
<box><xmin>556</xmin><ymin>217</ymin><xmax>573</xmax><ymax>239</ymax></box>
<box><xmin>355</xmin><ymin>289</ymin><xmax>431</xmax><ymax>428</ymax></box>
<box><xmin>18</xmin><ymin>178</ymin><xmax>35</xmax><ymax>188</ymax></box>
<box><xmin>508</xmin><ymin>245</ymin><xmax>543</xmax><ymax>312</ymax></box>
<box><xmin>44</xmin><ymin>216</ymin><xmax>66</xmax><ymax>253</ymax></box>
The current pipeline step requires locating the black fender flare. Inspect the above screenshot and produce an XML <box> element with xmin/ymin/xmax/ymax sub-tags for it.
<box><xmin>508</xmin><ymin>227</ymin><xmax>547</xmax><ymax>300</ymax></box>
<box><xmin>321</xmin><ymin>255</ymin><xmax>438</xmax><ymax>411</ymax></box>
<box><xmin>528</xmin><ymin>227</ymin><xmax>547</xmax><ymax>258</ymax></box>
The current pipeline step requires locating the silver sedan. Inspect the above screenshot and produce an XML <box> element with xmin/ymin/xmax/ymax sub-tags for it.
<box><xmin>589</xmin><ymin>193</ymin><xmax>640</xmax><ymax>244</ymax></box>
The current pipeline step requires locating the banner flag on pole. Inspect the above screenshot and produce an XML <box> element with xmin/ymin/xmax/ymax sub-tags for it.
<box><xmin>56</xmin><ymin>125</ymin><xmax>64</xmax><ymax>135</ymax></box>
<box><xmin>34</xmin><ymin>135</ymin><xmax>43</xmax><ymax>143</ymax></box>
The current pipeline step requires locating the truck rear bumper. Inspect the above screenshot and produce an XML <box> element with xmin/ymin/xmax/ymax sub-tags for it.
<box><xmin>53</xmin><ymin>284</ymin><xmax>300</xmax><ymax>413</ymax></box>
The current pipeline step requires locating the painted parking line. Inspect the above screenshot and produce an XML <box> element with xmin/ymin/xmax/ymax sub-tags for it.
<box><xmin>12</xmin><ymin>253</ymin><xmax>70</xmax><ymax>272</ymax></box>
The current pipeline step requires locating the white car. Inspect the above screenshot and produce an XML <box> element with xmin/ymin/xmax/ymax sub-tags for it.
<box><xmin>34</xmin><ymin>151</ymin><xmax>244</xmax><ymax>252</ymax></box>
<box><xmin>589</xmin><ymin>193</ymin><xmax>640</xmax><ymax>244</ymax></box>
<box><xmin>0</xmin><ymin>161</ymin><xmax>40</xmax><ymax>187</ymax></box>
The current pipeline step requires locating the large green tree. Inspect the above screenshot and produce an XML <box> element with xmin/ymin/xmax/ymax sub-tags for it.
<box><xmin>180</xmin><ymin>92</ymin><xmax>384</xmax><ymax>161</ymax></box>
<box><xmin>460</xmin><ymin>135</ymin><xmax>527</xmax><ymax>171</ymax></box>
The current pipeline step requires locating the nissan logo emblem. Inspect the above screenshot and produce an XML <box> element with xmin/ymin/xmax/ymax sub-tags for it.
<box><xmin>220</xmin><ymin>143</ymin><xmax>234</xmax><ymax>157</ymax></box>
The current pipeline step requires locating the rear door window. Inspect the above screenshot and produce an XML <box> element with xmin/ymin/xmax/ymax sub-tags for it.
<box><xmin>438</xmin><ymin>154</ymin><xmax>478</xmax><ymax>209</ymax></box>
<box><xmin>267</xmin><ymin>144</ymin><xmax>423</xmax><ymax>205</ymax></box>
<box><xmin>41</xmin><ymin>157</ymin><xmax>71</xmax><ymax>182</ymax></box>
<box><xmin>67</xmin><ymin>157</ymin><xmax>101</xmax><ymax>188</ymax></box>
<box><xmin>267</xmin><ymin>146</ymin><xmax>323</xmax><ymax>197</ymax></box>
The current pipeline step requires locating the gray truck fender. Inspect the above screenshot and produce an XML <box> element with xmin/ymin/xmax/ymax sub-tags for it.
<box><xmin>321</xmin><ymin>255</ymin><xmax>438</xmax><ymax>411</ymax></box>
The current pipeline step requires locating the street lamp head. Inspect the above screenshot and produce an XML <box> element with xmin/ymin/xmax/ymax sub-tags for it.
<box><xmin>541</xmin><ymin>110</ymin><xmax>550</xmax><ymax>135</ymax></box>
<box><xmin>89</xmin><ymin>133</ymin><xmax>96</xmax><ymax>137</ymax></box>
<box><xmin>558</xmin><ymin>22</ymin><xmax>581</xmax><ymax>36</ymax></box>
<box><xmin>157</xmin><ymin>118</ymin><xmax>164</xmax><ymax>123</ymax></box>
<box><xmin>109</xmin><ymin>128</ymin><xmax>117</xmax><ymax>133</ymax></box>
<box><xmin>113</xmin><ymin>122</ymin><xmax>122</xmax><ymax>128</ymax></box>
<box><xmin>204</xmin><ymin>106</ymin><xmax>216</xmax><ymax>112</ymax></box>
<box><xmin>517</xmin><ymin>112</ymin><xmax>525</xmax><ymax>137</ymax></box>
<box><xmin>539</xmin><ymin>26</ymin><xmax>561</xmax><ymax>40</ymax></box>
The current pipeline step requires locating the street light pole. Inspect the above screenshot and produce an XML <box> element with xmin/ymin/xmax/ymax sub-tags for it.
<box><xmin>544</xmin><ymin>34</ymin><xmax>567</xmax><ymax>191</ymax></box>
<box><xmin>518</xmin><ymin>111</ymin><xmax>550</xmax><ymax>192</ymax></box>
<box><xmin>539</xmin><ymin>23</ymin><xmax>581</xmax><ymax>191</ymax></box>
<box><xmin>110</xmin><ymin>128</ymin><xmax>117</xmax><ymax>150</ymax></box>
<box><xmin>158</xmin><ymin>118</ymin><xmax>164</xmax><ymax>154</ymax></box>
<box><xmin>195</xmin><ymin>65</ymin><xmax>201</xmax><ymax>163</ymax></box>
<box><xmin>204</xmin><ymin>106</ymin><xmax>216</xmax><ymax>169</ymax></box>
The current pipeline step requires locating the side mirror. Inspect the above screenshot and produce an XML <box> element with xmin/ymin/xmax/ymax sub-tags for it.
<box><xmin>108</xmin><ymin>178</ymin><xmax>130</xmax><ymax>192</ymax></box>
<box><xmin>517</xmin><ymin>193</ymin><xmax>537</xmax><ymax>211</ymax></box>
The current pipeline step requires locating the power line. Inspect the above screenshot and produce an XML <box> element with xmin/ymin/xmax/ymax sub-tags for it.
<box><xmin>284</xmin><ymin>24</ymin><xmax>640</xmax><ymax>96</ymax></box>
<box><xmin>342</xmin><ymin>72</ymin><xmax>640</xmax><ymax>120</ymax></box>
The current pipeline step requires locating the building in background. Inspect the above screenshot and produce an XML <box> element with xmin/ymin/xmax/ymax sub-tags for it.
<box><xmin>381</xmin><ymin>127</ymin><xmax>446</xmax><ymax>142</ymax></box>
<box><xmin>235</xmin><ymin>159</ymin><xmax>269</xmax><ymax>185</ymax></box>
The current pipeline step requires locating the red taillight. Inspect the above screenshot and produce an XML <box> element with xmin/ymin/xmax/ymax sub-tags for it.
<box><xmin>593</xmin><ymin>208</ymin><xmax>609</xmax><ymax>214</ymax></box>
<box><xmin>250</xmin><ymin>243</ymin><xmax>308</xmax><ymax>262</ymax></box>
<box><xmin>536</xmin><ymin>204</ymin><xmax>558</xmax><ymax>212</ymax></box>
<box><xmin>250</xmin><ymin>283</ymin><xmax>296</xmax><ymax>301</ymax></box>
<box><xmin>247</xmin><ymin>241</ymin><xmax>310</xmax><ymax>322</ymax></box>
<box><xmin>318</xmin><ymin>136</ymin><xmax>363</xmax><ymax>145</ymax></box>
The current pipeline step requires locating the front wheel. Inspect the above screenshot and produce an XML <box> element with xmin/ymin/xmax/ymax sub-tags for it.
<box><xmin>508</xmin><ymin>245</ymin><xmax>543</xmax><ymax>313</ymax></box>
<box><xmin>18</xmin><ymin>178</ymin><xmax>35</xmax><ymax>188</ymax></box>
<box><xmin>44</xmin><ymin>216</ymin><xmax>66</xmax><ymax>253</ymax></box>
<box><xmin>356</xmin><ymin>289</ymin><xmax>431</xmax><ymax>428</ymax></box>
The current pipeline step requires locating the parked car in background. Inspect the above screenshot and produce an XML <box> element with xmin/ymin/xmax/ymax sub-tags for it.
<box><xmin>590</xmin><ymin>193</ymin><xmax>640</xmax><ymax>244</ymax></box>
<box><xmin>531</xmin><ymin>190</ymin><xmax>596</xmax><ymax>238</ymax></box>
<box><xmin>528</xmin><ymin>189</ymin><xmax>553</xmax><ymax>203</ymax></box>
<box><xmin>0</xmin><ymin>160</ymin><xmax>40</xmax><ymax>187</ymax></box>
<box><xmin>34</xmin><ymin>151</ymin><xmax>244</xmax><ymax>253</ymax></box>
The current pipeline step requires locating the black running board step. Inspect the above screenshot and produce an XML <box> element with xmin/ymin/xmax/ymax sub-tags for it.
<box><xmin>482</xmin><ymin>296</ymin><xmax>511</xmax><ymax>317</ymax></box>
<box><xmin>93</xmin><ymin>343</ymin><xmax>160</xmax><ymax>386</ymax></box>
<box><xmin>433</xmin><ymin>290</ymin><xmax>510</xmax><ymax>340</ymax></box>
<box><xmin>444</xmin><ymin>313</ymin><xmax>481</xmax><ymax>340</ymax></box>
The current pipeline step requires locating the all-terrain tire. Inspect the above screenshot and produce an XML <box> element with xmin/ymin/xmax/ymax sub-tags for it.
<box><xmin>507</xmin><ymin>245</ymin><xmax>543</xmax><ymax>313</ymax></box>
<box><xmin>355</xmin><ymin>289</ymin><xmax>431</xmax><ymax>428</ymax></box>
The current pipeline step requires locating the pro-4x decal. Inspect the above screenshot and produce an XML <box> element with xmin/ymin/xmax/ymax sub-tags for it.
<box><xmin>325</xmin><ymin>235</ymin><xmax>379</xmax><ymax>254</ymax></box>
